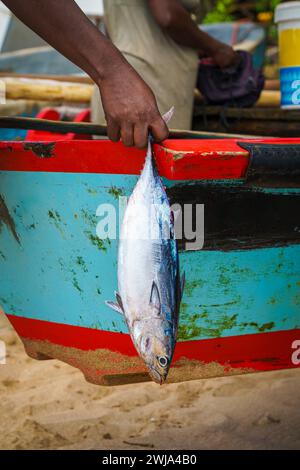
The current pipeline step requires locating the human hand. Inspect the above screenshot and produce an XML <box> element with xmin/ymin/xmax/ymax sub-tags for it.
<box><xmin>98</xmin><ymin>61</ymin><xmax>168</xmax><ymax>148</ymax></box>
<box><xmin>211</xmin><ymin>44</ymin><xmax>239</xmax><ymax>69</ymax></box>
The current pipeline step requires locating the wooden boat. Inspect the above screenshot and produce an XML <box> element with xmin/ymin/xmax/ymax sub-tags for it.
<box><xmin>0</xmin><ymin>46</ymin><xmax>83</xmax><ymax>76</ymax></box>
<box><xmin>193</xmin><ymin>105</ymin><xmax>300</xmax><ymax>138</ymax></box>
<box><xmin>0</xmin><ymin>2</ymin><xmax>103</xmax><ymax>75</ymax></box>
<box><xmin>0</xmin><ymin>135</ymin><xmax>299</xmax><ymax>385</ymax></box>
<box><xmin>0</xmin><ymin>2</ymin><xmax>103</xmax><ymax>53</ymax></box>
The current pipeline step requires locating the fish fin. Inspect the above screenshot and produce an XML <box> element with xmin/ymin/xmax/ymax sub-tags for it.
<box><xmin>149</xmin><ymin>281</ymin><xmax>161</xmax><ymax>312</ymax></box>
<box><xmin>105</xmin><ymin>300</ymin><xmax>123</xmax><ymax>315</ymax></box>
<box><xmin>180</xmin><ymin>272</ymin><xmax>185</xmax><ymax>300</ymax></box>
<box><xmin>115</xmin><ymin>291</ymin><xmax>124</xmax><ymax>312</ymax></box>
<box><xmin>173</xmin><ymin>271</ymin><xmax>185</xmax><ymax>338</ymax></box>
<box><xmin>162</xmin><ymin>107</ymin><xmax>175</xmax><ymax>125</ymax></box>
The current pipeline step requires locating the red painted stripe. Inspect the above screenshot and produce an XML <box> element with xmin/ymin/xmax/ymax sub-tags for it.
<box><xmin>1</xmin><ymin>138</ymin><xmax>300</xmax><ymax>180</ymax></box>
<box><xmin>0</xmin><ymin>140</ymin><xmax>145</xmax><ymax>176</ymax></box>
<box><xmin>5</xmin><ymin>313</ymin><xmax>300</xmax><ymax>371</ymax></box>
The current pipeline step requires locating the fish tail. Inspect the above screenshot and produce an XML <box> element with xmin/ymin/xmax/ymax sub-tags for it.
<box><xmin>141</xmin><ymin>137</ymin><xmax>154</xmax><ymax>174</ymax></box>
<box><xmin>146</xmin><ymin>136</ymin><xmax>153</xmax><ymax>161</ymax></box>
<box><xmin>142</xmin><ymin>106</ymin><xmax>174</xmax><ymax>175</ymax></box>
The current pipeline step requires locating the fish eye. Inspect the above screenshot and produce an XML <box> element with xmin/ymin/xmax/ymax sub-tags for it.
<box><xmin>157</xmin><ymin>356</ymin><xmax>168</xmax><ymax>368</ymax></box>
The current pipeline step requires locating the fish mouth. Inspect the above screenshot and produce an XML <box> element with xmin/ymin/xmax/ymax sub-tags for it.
<box><xmin>147</xmin><ymin>365</ymin><xmax>168</xmax><ymax>385</ymax></box>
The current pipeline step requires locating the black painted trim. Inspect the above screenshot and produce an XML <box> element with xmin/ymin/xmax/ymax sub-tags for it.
<box><xmin>238</xmin><ymin>143</ymin><xmax>300</xmax><ymax>186</ymax></box>
<box><xmin>167</xmin><ymin>183</ymin><xmax>300</xmax><ymax>251</ymax></box>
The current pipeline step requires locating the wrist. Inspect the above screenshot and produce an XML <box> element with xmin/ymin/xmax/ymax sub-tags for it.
<box><xmin>83</xmin><ymin>35</ymin><xmax>126</xmax><ymax>85</ymax></box>
<box><xmin>198</xmin><ymin>30</ymin><xmax>228</xmax><ymax>57</ymax></box>
<box><xmin>204</xmin><ymin>39</ymin><xmax>224</xmax><ymax>57</ymax></box>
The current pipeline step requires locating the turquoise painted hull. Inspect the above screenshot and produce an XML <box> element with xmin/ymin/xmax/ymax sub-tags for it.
<box><xmin>0</xmin><ymin>170</ymin><xmax>299</xmax><ymax>340</ymax></box>
<box><xmin>0</xmin><ymin>138</ymin><xmax>299</xmax><ymax>384</ymax></box>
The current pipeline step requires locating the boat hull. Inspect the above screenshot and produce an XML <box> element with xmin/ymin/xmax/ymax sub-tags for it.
<box><xmin>0</xmin><ymin>138</ymin><xmax>299</xmax><ymax>384</ymax></box>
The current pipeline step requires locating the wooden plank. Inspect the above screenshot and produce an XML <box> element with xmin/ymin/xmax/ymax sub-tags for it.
<box><xmin>0</xmin><ymin>72</ymin><xmax>93</xmax><ymax>84</ymax></box>
<box><xmin>195</xmin><ymin>90</ymin><xmax>281</xmax><ymax>108</ymax></box>
<box><xmin>0</xmin><ymin>76</ymin><xmax>280</xmax><ymax>89</ymax></box>
<box><xmin>193</xmin><ymin>87</ymin><xmax>300</xmax><ymax>138</ymax></box>
<box><xmin>194</xmin><ymin>104</ymin><xmax>300</xmax><ymax>121</ymax></box>
<box><xmin>264</xmin><ymin>79</ymin><xmax>280</xmax><ymax>91</ymax></box>
<box><xmin>2</xmin><ymin>77</ymin><xmax>93</xmax><ymax>102</ymax></box>
<box><xmin>193</xmin><ymin>114</ymin><xmax>300</xmax><ymax>138</ymax></box>
<box><xmin>0</xmin><ymin>115</ymin><xmax>258</xmax><ymax>139</ymax></box>
<box><xmin>256</xmin><ymin>90</ymin><xmax>280</xmax><ymax>108</ymax></box>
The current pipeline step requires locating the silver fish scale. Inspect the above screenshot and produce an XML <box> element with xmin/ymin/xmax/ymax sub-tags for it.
<box><xmin>106</xmin><ymin>134</ymin><xmax>184</xmax><ymax>383</ymax></box>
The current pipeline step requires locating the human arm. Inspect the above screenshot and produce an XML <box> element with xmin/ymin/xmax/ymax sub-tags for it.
<box><xmin>148</xmin><ymin>0</ymin><xmax>237</xmax><ymax>68</ymax></box>
<box><xmin>2</xmin><ymin>0</ymin><xmax>168</xmax><ymax>147</ymax></box>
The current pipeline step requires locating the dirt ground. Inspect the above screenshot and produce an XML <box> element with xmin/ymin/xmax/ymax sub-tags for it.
<box><xmin>0</xmin><ymin>312</ymin><xmax>300</xmax><ymax>450</ymax></box>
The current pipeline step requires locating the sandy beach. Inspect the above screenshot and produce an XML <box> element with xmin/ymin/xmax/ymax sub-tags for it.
<box><xmin>0</xmin><ymin>312</ymin><xmax>300</xmax><ymax>450</ymax></box>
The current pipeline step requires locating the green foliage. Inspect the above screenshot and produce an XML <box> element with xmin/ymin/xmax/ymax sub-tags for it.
<box><xmin>203</xmin><ymin>0</ymin><xmax>234</xmax><ymax>24</ymax></box>
<box><xmin>255</xmin><ymin>0</ymin><xmax>281</xmax><ymax>13</ymax></box>
<box><xmin>203</xmin><ymin>0</ymin><xmax>281</xmax><ymax>24</ymax></box>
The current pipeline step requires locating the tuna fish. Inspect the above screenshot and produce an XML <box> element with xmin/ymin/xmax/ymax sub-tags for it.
<box><xmin>106</xmin><ymin>110</ymin><xmax>184</xmax><ymax>384</ymax></box>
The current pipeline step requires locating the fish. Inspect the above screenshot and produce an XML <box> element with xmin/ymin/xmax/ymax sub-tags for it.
<box><xmin>106</xmin><ymin>109</ymin><xmax>184</xmax><ymax>384</ymax></box>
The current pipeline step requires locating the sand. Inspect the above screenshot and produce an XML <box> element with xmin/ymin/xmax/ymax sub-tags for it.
<box><xmin>0</xmin><ymin>312</ymin><xmax>300</xmax><ymax>450</ymax></box>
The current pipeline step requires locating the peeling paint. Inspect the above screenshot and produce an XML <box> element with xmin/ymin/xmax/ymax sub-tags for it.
<box><xmin>0</xmin><ymin>296</ymin><xmax>16</xmax><ymax>314</ymax></box>
<box><xmin>183</xmin><ymin>279</ymin><xmax>206</xmax><ymax>297</ymax></box>
<box><xmin>48</xmin><ymin>210</ymin><xmax>65</xmax><ymax>237</ymax></box>
<box><xmin>178</xmin><ymin>299</ymin><xmax>277</xmax><ymax>341</ymax></box>
<box><xmin>81</xmin><ymin>208</ymin><xmax>97</xmax><ymax>227</ymax></box>
<box><xmin>198</xmin><ymin>300</ymin><xmax>239</xmax><ymax>308</ymax></box>
<box><xmin>200</xmin><ymin>151</ymin><xmax>248</xmax><ymax>157</ymax></box>
<box><xmin>292</xmin><ymin>293</ymin><xmax>300</xmax><ymax>306</ymax></box>
<box><xmin>0</xmin><ymin>195</ymin><xmax>20</xmax><ymax>244</ymax></box>
<box><xmin>80</xmin><ymin>208</ymin><xmax>111</xmax><ymax>252</ymax></box>
<box><xmin>48</xmin><ymin>210</ymin><xmax>61</xmax><ymax>222</ymax></box>
<box><xmin>86</xmin><ymin>188</ymin><xmax>98</xmax><ymax>195</ymax></box>
<box><xmin>258</xmin><ymin>322</ymin><xmax>275</xmax><ymax>332</ymax></box>
<box><xmin>76</xmin><ymin>256</ymin><xmax>88</xmax><ymax>273</ymax></box>
<box><xmin>85</xmin><ymin>231</ymin><xmax>110</xmax><ymax>252</ymax></box>
<box><xmin>182</xmin><ymin>314</ymin><xmax>238</xmax><ymax>340</ymax></box>
<box><xmin>71</xmin><ymin>269</ymin><xmax>83</xmax><ymax>293</ymax></box>
<box><xmin>107</xmin><ymin>186</ymin><xmax>125</xmax><ymax>199</ymax></box>
<box><xmin>239</xmin><ymin>321</ymin><xmax>275</xmax><ymax>333</ymax></box>
<box><xmin>58</xmin><ymin>257</ymin><xmax>83</xmax><ymax>295</ymax></box>
<box><xmin>161</xmin><ymin>147</ymin><xmax>195</xmax><ymax>161</ymax></box>
<box><xmin>1</xmin><ymin>170</ymin><xmax>299</xmax><ymax>349</ymax></box>
<box><xmin>178</xmin><ymin>300</ymin><xmax>240</xmax><ymax>341</ymax></box>
<box><xmin>3</xmin><ymin>145</ymin><xmax>13</xmax><ymax>152</ymax></box>
<box><xmin>23</xmin><ymin>142</ymin><xmax>55</xmax><ymax>159</ymax></box>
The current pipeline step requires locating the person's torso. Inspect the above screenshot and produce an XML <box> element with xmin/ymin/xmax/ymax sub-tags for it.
<box><xmin>103</xmin><ymin>0</ymin><xmax>199</xmax><ymax>66</ymax></box>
